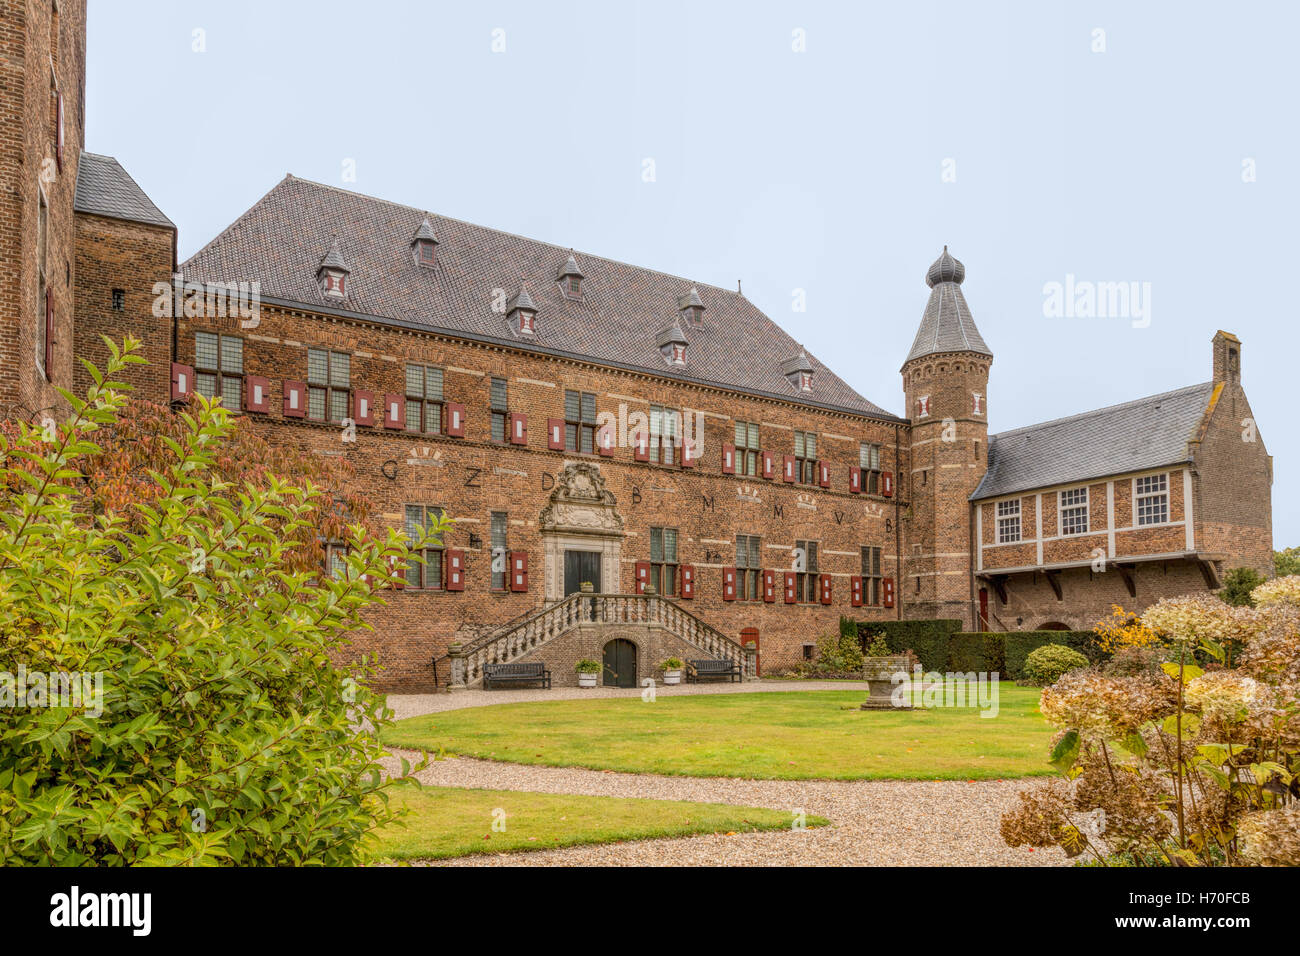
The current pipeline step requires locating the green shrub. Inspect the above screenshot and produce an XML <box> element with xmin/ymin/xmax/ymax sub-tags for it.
<box><xmin>863</xmin><ymin>634</ymin><xmax>891</xmax><ymax>658</ymax></box>
<box><xmin>575</xmin><ymin>658</ymin><xmax>601</xmax><ymax>673</ymax></box>
<box><xmin>796</xmin><ymin>631</ymin><xmax>865</xmax><ymax>678</ymax></box>
<box><xmin>0</xmin><ymin>342</ymin><xmax>431</xmax><ymax>865</ymax></box>
<box><xmin>1022</xmin><ymin>644</ymin><xmax>1089</xmax><ymax>686</ymax></box>
<box><xmin>1219</xmin><ymin>566</ymin><xmax>1266</xmax><ymax>607</ymax></box>
<box><xmin>1003</xmin><ymin>630</ymin><xmax>1100</xmax><ymax>679</ymax></box>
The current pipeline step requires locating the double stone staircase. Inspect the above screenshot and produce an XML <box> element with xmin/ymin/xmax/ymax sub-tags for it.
<box><xmin>442</xmin><ymin>592</ymin><xmax>757</xmax><ymax>690</ymax></box>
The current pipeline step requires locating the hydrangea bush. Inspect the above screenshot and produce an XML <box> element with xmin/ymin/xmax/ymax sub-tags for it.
<box><xmin>1002</xmin><ymin>579</ymin><xmax>1300</xmax><ymax>866</ymax></box>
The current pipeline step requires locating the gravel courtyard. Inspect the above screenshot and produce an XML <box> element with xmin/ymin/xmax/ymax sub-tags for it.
<box><xmin>382</xmin><ymin>681</ymin><xmax>1067</xmax><ymax>867</ymax></box>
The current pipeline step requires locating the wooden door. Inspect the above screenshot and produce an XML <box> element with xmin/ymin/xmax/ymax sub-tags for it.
<box><xmin>602</xmin><ymin>639</ymin><xmax>637</xmax><ymax>688</ymax></box>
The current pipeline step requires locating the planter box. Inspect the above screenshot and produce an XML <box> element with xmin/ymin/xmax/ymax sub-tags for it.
<box><xmin>861</xmin><ymin>656</ymin><xmax>912</xmax><ymax>710</ymax></box>
<box><xmin>662</xmin><ymin>670</ymin><xmax>682</xmax><ymax>685</ymax></box>
<box><xmin>577</xmin><ymin>672</ymin><xmax>598</xmax><ymax>688</ymax></box>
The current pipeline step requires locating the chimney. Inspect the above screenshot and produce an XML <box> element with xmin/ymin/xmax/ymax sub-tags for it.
<box><xmin>1212</xmin><ymin>331</ymin><xmax>1241</xmax><ymax>385</ymax></box>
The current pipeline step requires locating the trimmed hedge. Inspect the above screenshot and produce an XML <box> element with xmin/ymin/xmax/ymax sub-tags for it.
<box><xmin>1003</xmin><ymin>630</ymin><xmax>1101</xmax><ymax>679</ymax></box>
<box><xmin>849</xmin><ymin>619</ymin><xmax>962</xmax><ymax>672</ymax></box>
<box><xmin>848</xmin><ymin>617</ymin><xmax>1103</xmax><ymax>679</ymax></box>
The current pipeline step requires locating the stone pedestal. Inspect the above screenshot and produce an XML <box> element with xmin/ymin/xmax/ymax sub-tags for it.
<box><xmin>860</xmin><ymin>656</ymin><xmax>912</xmax><ymax>710</ymax></box>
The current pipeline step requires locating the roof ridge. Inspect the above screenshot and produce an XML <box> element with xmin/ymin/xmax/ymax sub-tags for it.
<box><xmin>990</xmin><ymin>381</ymin><xmax>1214</xmax><ymax>441</ymax></box>
<box><xmin>277</xmin><ymin>174</ymin><xmax>752</xmax><ymax>301</ymax></box>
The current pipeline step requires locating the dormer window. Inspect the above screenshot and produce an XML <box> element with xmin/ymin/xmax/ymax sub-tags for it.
<box><xmin>656</xmin><ymin>316</ymin><xmax>689</xmax><ymax>366</ymax></box>
<box><xmin>321</xmin><ymin>271</ymin><xmax>346</xmax><ymax>298</ymax></box>
<box><xmin>677</xmin><ymin>288</ymin><xmax>706</xmax><ymax>327</ymax></box>
<box><xmin>317</xmin><ymin>239</ymin><xmax>350</xmax><ymax>301</ymax></box>
<box><xmin>411</xmin><ymin>218</ymin><xmax>439</xmax><ymax>268</ymax></box>
<box><xmin>781</xmin><ymin>348</ymin><xmax>814</xmax><ymax>393</ymax></box>
<box><xmin>507</xmin><ymin>282</ymin><xmax>538</xmax><ymax>336</ymax></box>
<box><xmin>557</xmin><ymin>252</ymin><xmax>584</xmax><ymax>298</ymax></box>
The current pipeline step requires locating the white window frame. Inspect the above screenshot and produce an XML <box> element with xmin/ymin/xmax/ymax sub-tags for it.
<box><xmin>1058</xmin><ymin>487</ymin><xmax>1089</xmax><ymax>536</ymax></box>
<box><xmin>996</xmin><ymin>498</ymin><xmax>1022</xmax><ymax>544</ymax></box>
<box><xmin>1134</xmin><ymin>473</ymin><xmax>1169</xmax><ymax>527</ymax></box>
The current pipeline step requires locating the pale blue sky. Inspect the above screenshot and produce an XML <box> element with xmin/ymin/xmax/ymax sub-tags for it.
<box><xmin>86</xmin><ymin>0</ymin><xmax>1296</xmax><ymax>547</ymax></box>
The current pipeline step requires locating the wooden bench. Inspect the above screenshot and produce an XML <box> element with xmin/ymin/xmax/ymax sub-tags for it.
<box><xmin>483</xmin><ymin>662</ymin><xmax>552</xmax><ymax>690</ymax></box>
<box><xmin>686</xmin><ymin>658</ymin><xmax>742</xmax><ymax>683</ymax></box>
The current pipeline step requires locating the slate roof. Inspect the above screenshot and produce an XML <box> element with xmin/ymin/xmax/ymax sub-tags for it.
<box><xmin>904</xmin><ymin>247</ymin><xmax>992</xmax><ymax>365</ymax></box>
<box><xmin>181</xmin><ymin>176</ymin><xmax>897</xmax><ymax>419</ymax></box>
<box><xmin>971</xmin><ymin>382</ymin><xmax>1216</xmax><ymax>500</ymax></box>
<box><xmin>73</xmin><ymin>151</ymin><xmax>174</xmax><ymax>228</ymax></box>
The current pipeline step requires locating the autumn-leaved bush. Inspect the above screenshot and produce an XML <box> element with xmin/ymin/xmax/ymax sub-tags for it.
<box><xmin>1002</xmin><ymin>581</ymin><xmax>1300</xmax><ymax>866</ymax></box>
<box><xmin>0</xmin><ymin>340</ymin><xmax>433</xmax><ymax>865</ymax></box>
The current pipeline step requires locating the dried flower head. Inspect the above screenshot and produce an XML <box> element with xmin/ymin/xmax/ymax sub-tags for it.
<box><xmin>1237</xmin><ymin>802</ymin><xmax>1300</xmax><ymax>867</ymax></box>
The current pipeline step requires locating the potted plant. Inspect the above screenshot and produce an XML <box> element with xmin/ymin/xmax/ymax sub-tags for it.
<box><xmin>861</xmin><ymin>633</ymin><xmax>912</xmax><ymax>710</ymax></box>
<box><xmin>575</xmin><ymin>658</ymin><xmax>601</xmax><ymax>688</ymax></box>
<box><xmin>579</xmin><ymin>581</ymin><xmax>595</xmax><ymax>594</ymax></box>
<box><xmin>658</xmin><ymin>656</ymin><xmax>685</xmax><ymax>685</ymax></box>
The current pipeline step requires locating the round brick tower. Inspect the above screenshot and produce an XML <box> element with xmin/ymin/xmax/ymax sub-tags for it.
<box><xmin>900</xmin><ymin>248</ymin><xmax>993</xmax><ymax>626</ymax></box>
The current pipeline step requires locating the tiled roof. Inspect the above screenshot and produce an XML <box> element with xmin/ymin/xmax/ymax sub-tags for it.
<box><xmin>904</xmin><ymin>247</ymin><xmax>992</xmax><ymax>365</ymax></box>
<box><xmin>182</xmin><ymin>176</ymin><xmax>897</xmax><ymax>419</ymax></box>
<box><xmin>971</xmin><ymin>382</ymin><xmax>1215</xmax><ymax>500</ymax></box>
<box><xmin>73</xmin><ymin>151</ymin><xmax>174</xmax><ymax>228</ymax></box>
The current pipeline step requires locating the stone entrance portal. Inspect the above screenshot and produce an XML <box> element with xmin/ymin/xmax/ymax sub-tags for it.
<box><xmin>539</xmin><ymin>462</ymin><xmax>625</xmax><ymax>602</ymax></box>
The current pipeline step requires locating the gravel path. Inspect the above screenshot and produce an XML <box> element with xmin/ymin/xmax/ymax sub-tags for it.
<box><xmin>387</xmin><ymin>679</ymin><xmax>875</xmax><ymax>720</ymax></box>
<box><xmin>380</xmin><ymin>750</ymin><xmax>1066</xmax><ymax>867</ymax></box>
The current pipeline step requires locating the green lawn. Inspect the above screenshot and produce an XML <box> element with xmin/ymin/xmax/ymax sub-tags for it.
<box><xmin>373</xmin><ymin>785</ymin><xmax>825</xmax><ymax>860</ymax></box>
<box><xmin>384</xmin><ymin>686</ymin><xmax>1054</xmax><ymax>781</ymax></box>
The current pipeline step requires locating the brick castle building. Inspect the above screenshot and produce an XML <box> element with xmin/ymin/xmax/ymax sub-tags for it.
<box><xmin>6</xmin><ymin>2</ymin><xmax>1274</xmax><ymax>690</ymax></box>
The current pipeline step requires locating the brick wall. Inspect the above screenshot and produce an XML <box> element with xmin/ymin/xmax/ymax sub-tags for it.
<box><xmin>160</xmin><ymin>302</ymin><xmax>905</xmax><ymax>690</ymax></box>
<box><xmin>1191</xmin><ymin>377</ymin><xmax>1273</xmax><ymax>576</ymax></box>
<box><xmin>72</xmin><ymin>212</ymin><xmax>175</xmax><ymax>398</ymax></box>
<box><xmin>0</xmin><ymin>0</ymin><xmax>86</xmax><ymax>417</ymax></box>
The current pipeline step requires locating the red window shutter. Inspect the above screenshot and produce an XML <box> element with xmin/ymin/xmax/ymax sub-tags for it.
<box><xmin>680</xmin><ymin>565</ymin><xmax>695</xmax><ymax>599</ymax></box>
<box><xmin>883</xmin><ymin>577</ymin><xmax>895</xmax><ymax>608</ymax></box>
<box><xmin>283</xmin><ymin>380</ymin><xmax>306</xmax><ymax>417</ymax></box>
<box><xmin>762</xmin><ymin>450</ymin><xmax>775</xmax><ymax>480</ymax></box>
<box><xmin>43</xmin><ymin>288</ymin><xmax>54</xmax><ymax>375</ymax></box>
<box><xmin>722</xmin><ymin>567</ymin><xmax>737</xmax><ymax>601</ymax></box>
<box><xmin>783</xmin><ymin>571</ymin><xmax>797</xmax><ymax>604</ymax></box>
<box><xmin>446</xmin><ymin>402</ymin><xmax>466</xmax><ymax>437</ymax></box>
<box><xmin>721</xmin><ymin>443</ymin><xmax>736</xmax><ymax>475</ymax></box>
<box><xmin>171</xmin><ymin>362</ymin><xmax>194</xmax><ymax>402</ymax></box>
<box><xmin>851</xmin><ymin>576</ymin><xmax>863</xmax><ymax>607</ymax></box>
<box><xmin>509</xmin><ymin>551</ymin><xmax>529</xmax><ymax>592</ymax></box>
<box><xmin>55</xmin><ymin>92</ymin><xmax>64</xmax><ymax>172</ymax></box>
<box><xmin>245</xmin><ymin>376</ymin><xmax>271</xmax><ymax>414</ymax></box>
<box><xmin>782</xmin><ymin>455</ymin><xmax>796</xmax><ymax>483</ymax></box>
<box><xmin>820</xmin><ymin>574</ymin><xmax>833</xmax><ymax>604</ymax></box>
<box><xmin>633</xmin><ymin>430</ymin><xmax>650</xmax><ymax>462</ymax></box>
<box><xmin>509</xmin><ymin>412</ymin><xmax>528</xmax><ymax>445</ymax></box>
<box><xmin>353</xmin><ymin>389</ymin><xmax>375</xmax><ymax>426</ymax></box>
<box><xmin>383</xmin><ymin>393</ymin><xmax>404</xmax><ymax>429</ymax></box>
<box><xmin>818</xmin><ymin>461</ymin><xmax>830</xmax><ymax>488</ymax></box>
<box><xmin>849</xmin><ymin>467</ymin><xmax>861</xmax><ymax>493</ymax></box>
<box><xmin>446</xmin><ymin>549</ymin><xmax>466</xmax><ymax>591</ymax></box>
<box><xmin>597</xmin><ymin>423</ymin><xmax>615</xmax><ymax>456</ymax></box>
<box><xmin>680</xmin><ymin>438</ymin><xmax>696</xmax><ymax>468</ymax></box>
<box><xmin>762</xmin><ymin>569</ymin><xmax>776</xmax><ymax>603</ymax></box>
<box><xmin>882</xmin><ymin>471</ymin><xmax>894</xmax><ymax>497</ymax></box>
<box><xmin>634</xmin><ymin>561</ymin><xmax>650</xmax><ymax>594</ymax></box>
<box><xmin>547</xmin><ymin>418</ymin><xmax>565</xmax><ymax>450</ymax></box>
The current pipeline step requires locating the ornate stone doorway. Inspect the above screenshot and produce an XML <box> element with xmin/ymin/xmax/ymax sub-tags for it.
<box><xmin>539</xmin><ymin>462</ymin><xmax>625</xmax><ymax>601</ymax></box>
